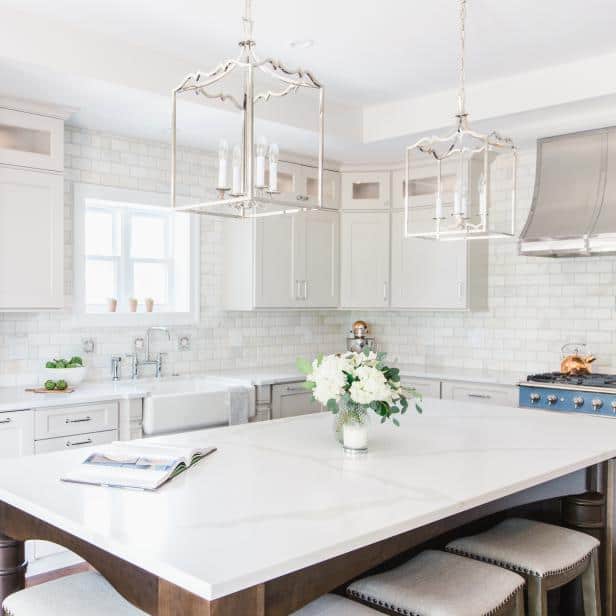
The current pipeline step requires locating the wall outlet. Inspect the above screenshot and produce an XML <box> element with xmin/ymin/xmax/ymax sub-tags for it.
<box><xmin>178</xmin><ymin>335</ymin><xmax>191</xmax><ymax>351</ymax></box>
<box><xmin>82</xmin><ymin>338</ymin><xmax>95</xmax><ymax>354</ymax></box>
<box><xmin>134</xmin><ymin>337</ymin><xmax>145</xmax><ymax>352</ymax></box>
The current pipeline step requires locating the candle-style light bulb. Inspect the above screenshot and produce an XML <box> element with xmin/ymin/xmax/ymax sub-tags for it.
<box><xmin>255</xmin><ymin>137</ymin><xmax>267</xmax><ymax>189</ymax></box>
<box><xmin>454</xmin><ymin>150</ymin><xmax>470</xmax><ymax>219</ymax></box>
<box><xmin>232</xmin><ymin>144</ymin><xmax>242</xmax><ymax>195</ymax></box>
<box><xmin>217</xmin><ymin>139</ymin><xmax>229</xmax><ymax>189</ymax></box>
<box><xmin>268</xmin><ymin>144</ymin><xmax>279</xmax><ymax>193</ymax></box>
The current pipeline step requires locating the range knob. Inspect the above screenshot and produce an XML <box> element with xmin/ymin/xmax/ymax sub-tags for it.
<box><xmin>530</xmin><ymin>393</ymin><xmax>541</xmax><ymax>403</ymax></box>
<box><xmin>592</xmin><ymin>399</ymin><xmax>604</xmax><ymax>412</ymax></box>
<box><xmin>612</xmin><ymin>400</ymin><xmax>616</xmax><ymax>413</ymax></box>
<box><xmin>573</xmin><ymin>396</ymin><xmax>584</xmax><ymax>408</ymax></box>
<box><xmin>547</xmin><ymin>395</ymin><xmax>558</xmax><ymax>405</ymax></box>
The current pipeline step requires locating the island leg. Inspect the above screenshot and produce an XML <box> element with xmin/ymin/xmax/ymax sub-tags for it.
<box><xmin>0</xmin><ymin>534</ymin><xmax>26</xmax><ymax>605</ymax></box>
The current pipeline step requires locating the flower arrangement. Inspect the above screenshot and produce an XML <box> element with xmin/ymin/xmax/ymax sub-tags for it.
<box><xmin>297</xmin><ymin>350</ymin><xmax>422</xmax><ymax>450</ymax></box>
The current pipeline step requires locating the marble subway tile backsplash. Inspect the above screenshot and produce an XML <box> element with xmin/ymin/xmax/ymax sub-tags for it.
<box><xmin>0</xmin><ymin>127</ymin><xmax>346</xmax><ymax>386</ymax></box>
<box><xmin>1</xmin><ymin>129</ymin><xmax>616</xmax><ymax>386</ymax></box>
<box><xmin>354</xmin><ymin>149</ymin><xmax>616</xmax><ymax>376</ymax></box>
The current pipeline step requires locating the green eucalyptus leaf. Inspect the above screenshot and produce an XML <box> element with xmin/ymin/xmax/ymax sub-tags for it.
<box><xmin>326</xmin><ymin>399</ymin><xmax>339</xmax><ymax>413</ymax></box>
<box><xmin>415</xmin><ymin>402</ymin><xmax>423</xmax><ymax>414</ymax></box>
<box><xmin>393</xmin><ymin>418</ymin><xmax>400</xmax><ymax>427</ymax></box>
<box><xmin>296</xmin><ymin>357</ymin><xmax>312</xmax><ymax>375</ymax></box>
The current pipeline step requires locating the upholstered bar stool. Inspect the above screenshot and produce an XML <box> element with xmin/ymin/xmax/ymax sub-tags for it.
<box><xmin>347</xmin><ymin>550</ymin><xmax>525</xmax><ymax>616</ymax></box>
<box><xmin>446</xmin><ymin>517</ymin><xmax>601</xmax><ymax>616</ymax></box>
<box><xmin>2</xmin><ymin>571</ymin><xmax>147</xmax><ymax>616</ymax></box>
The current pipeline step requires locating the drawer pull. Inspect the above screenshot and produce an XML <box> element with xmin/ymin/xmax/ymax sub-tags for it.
<box><xmin>286</xmin><ymin>386</ymin><xmax>308</xmax><ymax>394</ymax></box>
<box><xmin>65</xmin><ymin>438</ymin><xmax>93</xmax><ymax>448</ymax></box>
<box><xmin>65</xmin><ymin>416</ymin><xmax>92</xmax><ymax>424</ymax></box>
<box><xmin>467</xmin><ymin>393</ymin><xmax>491</xmax><ymax>399</ymax></box>
<box><xmin>0</xmin><ymin>417</ymin><xmax>11</xmax><ymax>424</ymax></box>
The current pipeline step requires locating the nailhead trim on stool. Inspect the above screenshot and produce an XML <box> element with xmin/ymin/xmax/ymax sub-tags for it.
<box><xmin>347</xmin><ymin>550</ymin><xmax>525</xmax><ymax>616</ymax></box>
<box><xmin>2</xmin><ymin>571</ymin><xmax>147</xmax><ymax>616</ymax></box>
<box><xmin>445</xmin><ymin>518</ymin><xmax>600</xmax><ymax>577</ymax></box>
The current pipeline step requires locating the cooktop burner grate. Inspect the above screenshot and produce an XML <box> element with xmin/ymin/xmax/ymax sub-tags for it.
<box><xmin>527</xmin><ymin>372</ymin><xmax>616</xmax><ymax>387</ymax></box>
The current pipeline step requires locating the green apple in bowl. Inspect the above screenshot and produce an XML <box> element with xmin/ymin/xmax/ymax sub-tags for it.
<box><xmin>43</xmin><ymin>357</ymin><xmax>87</xmax><ymax>386</ymax></box>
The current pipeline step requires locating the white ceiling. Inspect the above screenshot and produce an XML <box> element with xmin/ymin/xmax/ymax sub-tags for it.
<box><xmin>1</xmin><ymin>0</ymin><xmax>616</xmax><ymax>104</ymax></box>
<box><xmin>1</xmin><ymin>1</ymin><xmax>616</xmax><ymax>163</ymax></box>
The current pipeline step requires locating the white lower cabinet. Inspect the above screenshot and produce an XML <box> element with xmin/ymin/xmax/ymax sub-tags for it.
<box><xmin>0</xmin><ymin>411</ymin><xmax>34</xmax><ymax>457</ymax></box>
<box><xmin>340</xmin><ymin>212</ymin><xmax>390</xmax><ymax>308</ymax></box>
<box><xmin>224</xmin><ymin>211</ymin><xmax>339</xmax><ymax>309</ymax></box>
<box><xmin>402</xmin><ymin>377</ymin><xmax>441</xmax><ymax>399</ymax></box>
<box><xmin>28</xmin><ymin>401</ymin><xmax>119</xmax><ymax>569</ymax></box>
<box><xmin>271</xmin><ymin>382</ymin><xmax>322</xmax><ymax>419</ymax></box>
<box><xmin>441</xmin><ymin>381</ymin><xmax>518</xmax><ymax>407</ymax></box>
<box><xmin>0</xmin><ymin>167</ymin><xmax>64</xmax><ymax>310</ymax></box>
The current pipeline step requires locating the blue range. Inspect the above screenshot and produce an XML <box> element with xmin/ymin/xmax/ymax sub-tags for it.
<box><xmin>519</xmin><ymin>372</ymin><xmax>616</xmax><ymax>417</ymax></box>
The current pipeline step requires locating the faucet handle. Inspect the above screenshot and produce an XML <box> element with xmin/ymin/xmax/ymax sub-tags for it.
<box><xmin>110</xmin><ymin>356</ymin><xmax>122</xmax><ymax>381</ymax></box>
<box><xmin>155</xmin><ymin>352</ymin><xmax>167</xmax><ymax>378</ymax></box>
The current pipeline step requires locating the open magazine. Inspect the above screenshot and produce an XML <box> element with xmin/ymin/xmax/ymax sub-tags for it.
<box><xmin>61</xmin><ymin>442</ymin><xmax>217</xmax><ymax>491</ymax></box>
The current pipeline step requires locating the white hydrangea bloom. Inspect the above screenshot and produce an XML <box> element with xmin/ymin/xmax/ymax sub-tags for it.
<box><xmin>308</xmin><ymin>353</ymin><xmax>354</xmax><ymax>405</ymax></box>
<box><xmin>349</xmin><ymin>365</ymin><xmax>393</xmax><ymax>405</ymax></box>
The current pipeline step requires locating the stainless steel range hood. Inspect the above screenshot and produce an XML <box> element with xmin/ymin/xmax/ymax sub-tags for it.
<box><xmin>519</xmin><ymin>127</ymin><xmax>616</xmax><ymax>257</ymax></box>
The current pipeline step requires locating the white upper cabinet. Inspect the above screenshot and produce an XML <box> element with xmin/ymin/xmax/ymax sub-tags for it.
<box><xmin>0</xmin><ymin>167</ymin><xmax>64</xmax><ymax>310</ymax></box>
<box><xmin>391</xmin><ymin>209</ymin><xmax>468</xmax><ymax>310</ymax></box>
<box><xmin>265</xmin><ymin>161</ymin><xmax>340</xmax><ymax>210</ymax></box>
<box><xmin>340</xmin><ymin>212</ymin><xmax>390</xmax><ymax>308</ymax></box>
<box><xmin>304</xmin><ymin>168</ymin><xmax>341</xmax><ymax>209</ymax></box>
<box><xmin>223</xmin><ymin>210</ymin><xmax>339</xmax><ymax>310</ymax></box>
<box><xmin>0</xmin><ymin>105</ymin><xmax>67</xmax><ymax>172</ymax></box>
<box><xmin>302</xmin><ymin>211</ymin><xmax>339</xmax><ymax>307</ymax></box>
<box><xmin>254</xmin><ymin>213</ymin><xmax>300</xmax><ymax>308</ymax></box>
<box><xmin>390</xmin><ymin>167</ymin><xmax>487</xmax><ymax>311</ymax></box>
<box><xmin>341</xmin><ymin>171</ymin><xmax>390</xmax><ymax>210</ymax></box>
<box><xmin>0</xmin><ymin>100</ymin><xmax>69</xmax><ymax>312</ymax></box>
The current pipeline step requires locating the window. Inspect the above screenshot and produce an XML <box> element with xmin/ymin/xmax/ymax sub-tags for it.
<box><xmin>74</xmin><ymin>184</ymin><xmax>198</xmax><ymax>321</ymax></box>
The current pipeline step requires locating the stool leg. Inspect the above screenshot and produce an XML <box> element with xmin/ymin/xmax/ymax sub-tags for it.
<box><xmin>510</xmin><ymin>588</ymin><xmax>524</xmax><ymax>616</ymax></box>
<box><xmin>527</xmin><ymin>575</ymin><xmax>548</xmax><ymax>616</ymax></box>
<box><xmin>582</xmin><ymin>550</ymin><xmax>601</xmax><ymax>616</ymax></box>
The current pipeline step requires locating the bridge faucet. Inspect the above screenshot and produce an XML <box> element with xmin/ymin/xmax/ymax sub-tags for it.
<box><xmin>146</xmin><ymin>327</ymin><xmax>171</xmax><ymax>362</ymax></box>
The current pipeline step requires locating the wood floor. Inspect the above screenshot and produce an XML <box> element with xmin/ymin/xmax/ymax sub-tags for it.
<box><xmin>26</xmin><ymin>562</ymin><xmax>92</xmax><ymax>587</ymax></box>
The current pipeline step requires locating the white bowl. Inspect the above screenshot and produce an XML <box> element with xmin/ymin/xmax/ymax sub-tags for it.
<box><xmin>42</xmin><ymin>366</ymin><xmax>88</xmax><ymax>386</ymax></box>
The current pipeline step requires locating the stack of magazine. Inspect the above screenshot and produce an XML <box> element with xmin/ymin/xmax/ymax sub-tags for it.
<box><xmin>61</xmin><ymin>442</ymin><xmax>217</xmax><ymax>491</ymax></box>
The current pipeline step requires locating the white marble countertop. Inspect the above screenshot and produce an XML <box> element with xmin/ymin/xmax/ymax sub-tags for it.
<box><xmin>395</xmin><ymin>363</ymin><xmax>525</xmax><ymax>386</ymax></box>
<box><xmin>0</xmin><ymin>376</ymin><xmax>252</xmax><ymax>413</ymax></box>
<box><xmin>206</xmin><ymin>366</ymin><xmax>306</xmax><ymax>386</ymax></box>
<box><xmin>208</xmin><ymin>363</ymin><xmax>524</xmax><ymax>387</ymax></box>
<box><xmin>0</xmin><ymin>399</ymin><xmax>615</xmax><ymax>601</ymax></box>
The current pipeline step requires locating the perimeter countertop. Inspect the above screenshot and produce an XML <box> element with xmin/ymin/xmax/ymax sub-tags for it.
<box><xmin>0</xmin><ymin>399</ymin><xmax>614</xmax><ymax>601</ymax></box>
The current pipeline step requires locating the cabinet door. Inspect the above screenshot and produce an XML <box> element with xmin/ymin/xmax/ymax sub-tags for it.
<box><xmin>0</xmin><ymin>167</ymin><xmax>63</xmax><ymax>309</ymax></box>
<box><xmin>340</xmin><ymin>212</ymin><xmax>390</xmax><ymax>308</ymax></box>
<box><xmin>391</xmin><ymin>210</ymin><xmax>467</xmax><ymax>309</ymax></box>
<box><xmin>271</xmin><ymin>382</ymin><xmax>322</xmax><ymax>419</ymax></box>
<box><xmin>0</xmin><ymin>411</ymin><xmax>34</xmax><ymax>458</ymax></box>
<box><xmin>341</xmin><ymin>171</ymin><xmax>390</xmax><ymax>210</ymax></box>
<box><xmin>0</xmin><ymin>108</ymin><xmax>64</xmax><ymax>172</ymax></box>
<box><xmin>265</xmin><ymin>160</ymin><xmax>305</xmax><ymax>206</ymax></box>
<box><xmin>254</xmin><ymin>213</ymin><xmax>302</xmax><ymax>307</ymax></box>
<box><xmin>401</xmin><ymin>377</ymin><xmax>441</xmax><ymax>399</ymax></box>
<box><xmin>304</xmin><ymin>168</ymin><xmax>341</xmax><ymax>209</ymax></box>
<box><xmin>303</xmin><ymin>211</ymin><xmax>339</xmax><ymax>307</ymax></box>
<box><xmin>441</xmin><ymin>381</ymin><xmax>518</xmax><ymax>407</ymax></box>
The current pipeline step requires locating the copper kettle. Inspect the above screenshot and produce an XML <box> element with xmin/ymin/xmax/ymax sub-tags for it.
<box><xmin>560</xmin><ymin>343</ymin><xmax>596</xmax><ymax>375</ymax></box>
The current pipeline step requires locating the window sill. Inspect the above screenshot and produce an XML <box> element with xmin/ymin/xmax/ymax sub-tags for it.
<box><xmin>69</xmin><ymin>311</ymin><xmax>199</xmax><ymax>328</ymax></box>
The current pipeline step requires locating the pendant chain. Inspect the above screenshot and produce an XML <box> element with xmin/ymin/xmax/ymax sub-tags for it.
<box><xmin>457</xmin><ymin>0</ymin><xmax>467</xmax><ymax>121</ymax></box>
<box><xmin>242</xmin><ymin>0</ymin><xmax>254</xmax><ymax>43</ymax></box>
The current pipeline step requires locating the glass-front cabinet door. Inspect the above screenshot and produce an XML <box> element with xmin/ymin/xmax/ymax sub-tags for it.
<box><xmin>0</xmin><ymin>107</ymin><xmax>64</xmax><ymax>172</ymax></box>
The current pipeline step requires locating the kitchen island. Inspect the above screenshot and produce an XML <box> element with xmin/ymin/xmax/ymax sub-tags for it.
<box><xmin>1</xmin><ymin>399</ymin><xmax>616</xmax><ymax>614</ymax></box>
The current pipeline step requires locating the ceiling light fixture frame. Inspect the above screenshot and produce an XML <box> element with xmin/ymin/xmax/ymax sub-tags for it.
<box><xmin>404</xmin><ymin>0</ymin><xmax>517</xmax><ymax>241</ymax></box>
<box><xmin>171</xmin><ymin>0</ymin><xmax>331</xmax><ymax>219</ymax></box>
